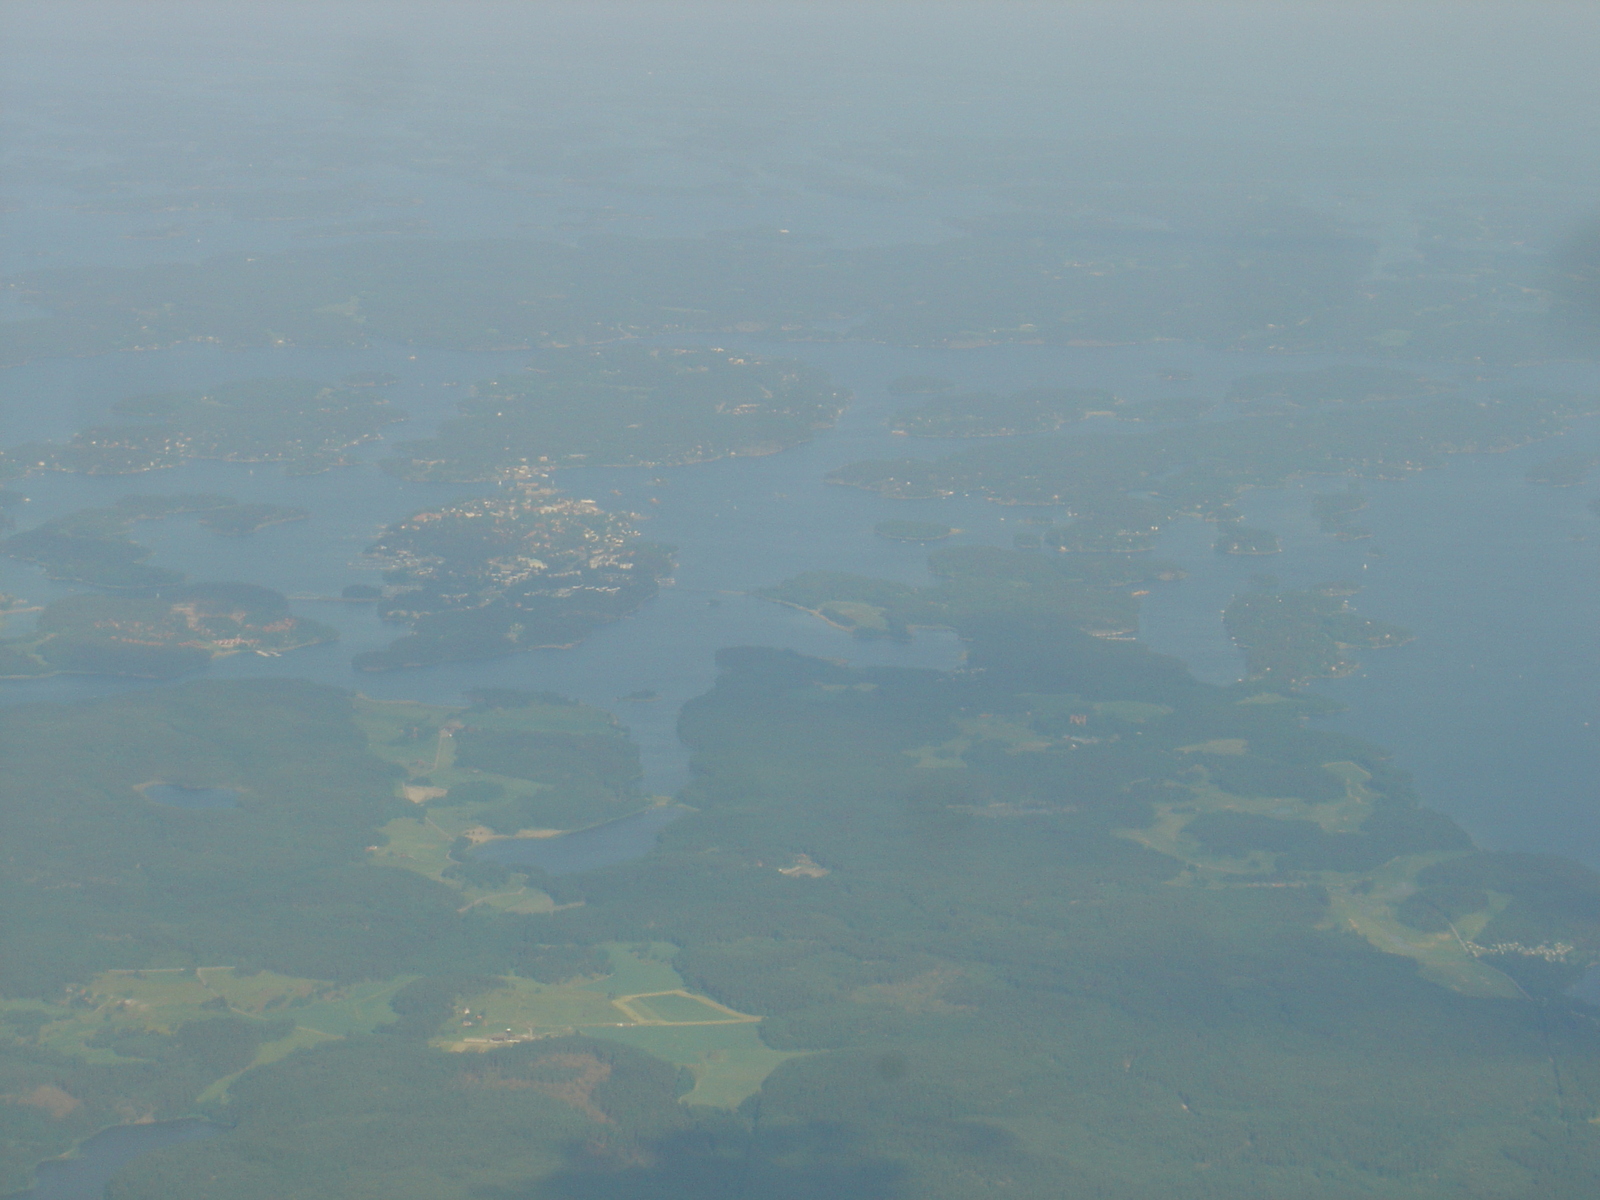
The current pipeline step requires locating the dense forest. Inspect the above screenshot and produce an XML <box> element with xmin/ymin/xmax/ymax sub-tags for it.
<box><xmin>5</xmin><ymin>601</ymin><xmax>1600</xmax><ymax>1197</ymax></box>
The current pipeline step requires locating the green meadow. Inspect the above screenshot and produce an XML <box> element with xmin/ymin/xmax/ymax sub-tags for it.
<box><xmin>442</xmin><ymin>945</ymin><xmax>799</xmax><ymax>1107</ymax></box>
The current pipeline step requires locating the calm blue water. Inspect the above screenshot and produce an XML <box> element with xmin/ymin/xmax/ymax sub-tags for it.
<box><xmin>4</xmin><ymin>0</ymin><xmax>1596</xmax><ymax>864</ymax></box>
<box><xmin>1136</xmin><ymin>408</ymin><xmax>1600</xmax><ymax>864</ymax></box>
<box><xmin>2</xmin><ymin>338</ymin><xmax>1598</xmax><ymax>864</ymax></box>
<box><xmin>141</xmin><ymin>785</ymin><xmax>238</xmax><ymax>810</ymax></box>
<box><xmin>16</xmin><ymin>1121</ymin><xmax>221</xmax><ymax>1200</ymax></box>
<box><xmin>472</xmin><ymin>804</ymin><xmax>691</xmax><ymax>876</ymax></box>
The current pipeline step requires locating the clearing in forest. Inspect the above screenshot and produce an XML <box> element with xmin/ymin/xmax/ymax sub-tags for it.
<box><xmin>443</xmin><ymin>944</ymin><xmax>800</xmax><ymax>1107</ymax></box>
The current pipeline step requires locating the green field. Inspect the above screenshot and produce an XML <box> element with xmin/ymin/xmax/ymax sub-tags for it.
<box><xmin>1322</xmin><ymin>855</ymin><xmax>1525</xmax><ymax>999</ymax></box>
<box><xmin>818</xmin><ymin>599</ymin><xmax>891</xmax><ymax>633</ymax></box>
<box><xmin>1119</xmin><ymin>757</ymin><xmax>1378</xmax><ymax>869</ymax></box>
<box><xmin>357</xmin><ymin>694</ymin><xmax>652</xmax><ymax>913</ymax></box>
<box><xmin>1107</xmin><ymin>761</ymin><xmax>1526</xmax><ymax>998</ymax></box>
<box><xmin>443</xmin><ymin>945</ymin><xmax>799</xmax><ymax>1107</ymax></box>
<box><xmin>621</xmin><ymin>991</ymin><xmax>747</xmax><ymax>1024</ymax></box>
<box><xmin>597</xmin><ymin>1022</ymin><xmax>800</xmax><ymax>1108</ymax></box>
<box><xmin>4</xmin><ymin>967</ymin><xmax>410</xmax><ymax>1103</ymax></box>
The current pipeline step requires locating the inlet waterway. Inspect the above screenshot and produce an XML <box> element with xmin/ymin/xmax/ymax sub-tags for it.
<box><xmin>13</xmin><ymin>1121</ymin><xmax>221</xmax><ymax>1200</ymax></box>
<box><xmin>472</xmin><ymin>804</ymin><xmax>693</xmax><ymax>876</ymax></box>
<box><xmin>1</xmin><ymin>337</ymin><xmax>1596</xmax><ymax>865</ymax></box>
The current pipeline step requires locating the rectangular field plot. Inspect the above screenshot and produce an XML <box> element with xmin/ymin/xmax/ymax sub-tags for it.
<box><xmin>440</xmin><ymin>945</ymin><xmax>794</xmax><ymax>1107</ymax></box>
<box><xmin>623</xmin><ymin>991</ymin><xmax>747</xmax><ymax>1024</ymax></box>
<box><xmin>455</xmin><ymin>980</ymin><xmax>624</xmax><ymax>1035</ymax></box>
<box><xmin>595</xmin><ymin>1022</ymin><xmax>803</xmax><ymax>1109</ymax></box>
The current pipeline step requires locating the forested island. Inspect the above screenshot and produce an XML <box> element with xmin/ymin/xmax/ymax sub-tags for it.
<box><xmin>830</xmin><ymin>384</ymin><xmax>1600</xmax><ymax>528</ymax></box>
<box><xmin>872</xmin><ymin>519</ymin><xmax>954</xmax><ymax>542</ymax></box>
<box><xmin>0</xmin><ymin>495</ymin><xmax>307</xmax><ymax>588</ymax></box>
<box><xmin>1215</xmin><ymin>524</ymin><xmax>1282</xmax><ymax>555</ymax></box>
<box><xmin>0</xmin><ymin>583</ymin><xmax>335</xmax><ymax>679</ymax></box>
<box><xmin>1226</xmin><ymin>365</ymin><xmax>1436</xmax><ymax>412</ymax></box>
<box><xmin>760</xmin><ymin>544</ymin><xmax>1178</xmax><ymax>641</ymax></box>
<box><xmin>1224</xmin><ymin>584</ymin><xmax>1413</xmax><ymax>682</ymax></box>
<box><xmin>11</xmin><ymin>378</ymin><xmax>404</xmax><ymax>477</ymax></box>
<box><xmin>1040</xmin><ymin>496</ymin><xmax>1169</xmax><ymax>552</ymax></box>
<box><xmin>888</xmin><ymin>386</ymin><xmax>1113</xmax><ymax>437</ymax></box>
<box><xmin>1113</xmin><ymin>395</ymin><xmax>1216</xmax><ymax>422</ymax></box>
<box><xmin>354</xmin><ymin>484</ymin><xmax>673</xmax><ymax>670</ymax></box>
<box><xmin>1525</xmin><ymin>452</ymin><xmax>1599</xmax><ymax>486</ymax></box>
<box><xmin>1311</xmin><ymin>488</ymin><xmax>1372</xmax><ymax>539</ymax></box>
<box><xmin>381</xmin><ymin>346</ymin><xmax>847</xmax><ymax>483</ymax></box>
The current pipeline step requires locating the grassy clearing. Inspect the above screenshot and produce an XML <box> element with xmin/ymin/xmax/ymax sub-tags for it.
<box><xmin>359</xmin><ymin>694</ymin><xmax>649</xmax><ymax>911</ymax></box>
<box><xmin>355</xmin><ymin>695</ymin><xmax>610</xmax><ymax>819</ymax></box>
<box><xmin>1178</xmin><ymin>738</ymin><xmax>1249</xmax><ymax>756</ymax></box>
<box><xmin>367</xmin><ymin>812</ymin><xmax>563</xmax><ymax>914</ymax></box>
<box><xmin>358</xmin><ymin>698</ymin><xmax>565</xmax><ymax>907</ymax></box>
<box><xmin>441</xmin><ymin>945</ymin><xmax>798</xmax><ymax>1107</ymax></box>
<box><xmin>5</xmin><ymin>967</ymin><xmax>410</xmax><ymax>1101</ymax></box>
<box><xmin>1320</xmin><ymin>854</ymin><xmax>1522</xmax><ymax>999</ymax></box>
<box><xmin>197</xmin><ymin>1025</ymin><xmax>342</xmax><ymax>1104</ymax></box>
<box><xmin>618</xmin><ymin>991</ymin><xmax>753</xmax><ymax>1025</ymax></box>
<box><xmin>370</xmin><ymin>814</ymin><xmax>457</xmax><ymax>877</ymax></box>
<box><xmin>904</xmin><ymin>713</ymin><xmax>1054</xmax><ymax>768</ymax></box>
<box><xmin>1112</xmin><ymin>767</ymin><xmax>1525</xmax><ymax>999</ymax></box>
<box><xmin>602</xmin><ymin>1022</ymin><xmax>801</xmax><ymax>1108</ymax></box>
<box><xmin>1121</xmin><ymin>759</ymin><xmax>1379</xmax><ymax>872</ymax></box>
<box><xmin>904</xmin><ymin>704</ymin><xmax>1179</xmax><ymax>770</ymax></box>
<box><xmin>818</xmin><ymin>600</ymin><xmax>890</xmax><ymax>633</ymax></box>
<box><xmin>355</xmin><ymin>695</ymin><xmax>618</xmax><ymax>777</ymax></box>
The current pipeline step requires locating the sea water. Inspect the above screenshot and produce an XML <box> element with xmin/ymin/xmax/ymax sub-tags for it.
<box><xmin>15</xmin><ymin>1121</ymin><xmax>222</xmax><ymax>1200</ymax></box>
<box><xmin>2</xmin><ymin>338</ymin><xmax>1597</xmax><ymax>865</ymax></box>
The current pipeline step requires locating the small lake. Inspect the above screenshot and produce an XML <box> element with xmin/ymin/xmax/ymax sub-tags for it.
<box><xmin>141</xmin><ymin>785</ymin><xmax>239</xmax><ymax>810</ymax></box>
<box><xmin>472</xmin><ymin>804</ymin><xmax>690</xmax><ymax>876</ymax></box>
<box><xmin>17</xmin><ymin>1120</ymin><xmax>221</xmax><ymax>1200</ymax></box>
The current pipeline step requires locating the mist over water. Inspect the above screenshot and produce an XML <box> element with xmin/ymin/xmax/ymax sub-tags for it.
<box><xmin>6</xmin><ymin>5</ymin><xmax>1600</xmax><ymax>1199</ymax></box>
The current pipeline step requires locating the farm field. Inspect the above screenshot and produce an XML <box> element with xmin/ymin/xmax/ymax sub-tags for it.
<box><xmin>1108</xmin><ymin>760</ymin><xmax>1527</xmax><ymax>998</ymax></box>
<box><xmin>4</xmin><ymin>967</ymin><xmax>409</xmax><ymax>1103</ymax></box>
<box><xmin>1322</xmin><ymin>855</ymin><xmax>1526</xmax><ymax>1000</ymax></box>
<box><xmin>443</xmin><ymin>945</ymin><xmax>797</xmax><ymax>1107</ymax></box>
<box><xmin>1117</xmin><ymin>758</ymin><xmax>1381</xmax><ymax>873</ymax></box>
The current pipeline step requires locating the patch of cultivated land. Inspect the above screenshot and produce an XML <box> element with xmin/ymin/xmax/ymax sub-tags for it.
<box><xmin>357</xmin><ymin>695</ymin><xmax>646</xmax><ymax>913</ymax></box>
<box><xmin>1322</xmin><ymin>854</ymin><xmax>1524</xmax><ymax>1000</ymax></box>
<box><xmin>5</xmin><ymin>967</ymin><xmax>410</xmax><ymax>1102</ymax></box>
<box><xmin>1112</xmin><ymin>762</ymin><xmax>1526</xmax><ymax>998</ymax></box>
<box><xmin>1117</xmin><ymin>757</ymin><xmax>1378</xmax><ymax>872</ymax></box>
<box><xmin>616</xmin><ymin>991</ymin><xmax>753</xmax><ymax>1025</ymax></box>
<box><xmin>444</xmin><ymin>945</ymin><xmax>799</xmax><ymax>1107</ymax></box>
